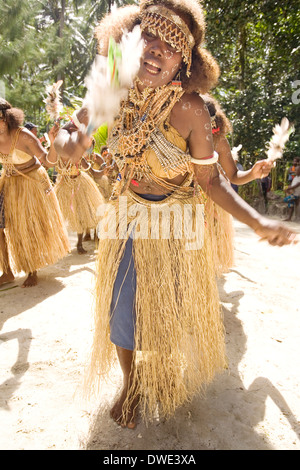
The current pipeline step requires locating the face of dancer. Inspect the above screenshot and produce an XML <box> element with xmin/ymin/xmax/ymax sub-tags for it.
<box><xmin>138</xmin><ymin>28</ymin><xmax>183</xmax><ymax>90</ymax></box>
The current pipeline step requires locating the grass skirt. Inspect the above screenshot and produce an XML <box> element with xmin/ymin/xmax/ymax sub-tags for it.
<box><xmin>87</xmin><ymin>187</ymin><xmax>227</xmax><ymax>422</ymax></box>
<box><xmin>0</xmin><ymin>167</ymin><xmax>69</xmax><ymax>274</ymax></box>
<box><xmin>54</xmin><ymin>171</ymin><xmax>103</xmax><ymax>233</ymax></box>
<box><xmin>206</xmin><ymin>198</ymin><xmax>234</xmax><ymax>276</ymax></box>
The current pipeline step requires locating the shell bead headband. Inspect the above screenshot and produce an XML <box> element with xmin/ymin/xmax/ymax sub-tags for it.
<box><xmin>140</xmin><ymin>5</ymin><xmax>195</xmax><ymax>77</ymax></box>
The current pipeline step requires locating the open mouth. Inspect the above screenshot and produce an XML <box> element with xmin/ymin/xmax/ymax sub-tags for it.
<box><xmin>144</xmin><ymin>60</ymin><xmax>161</xmax><ymax>75</ymax></box>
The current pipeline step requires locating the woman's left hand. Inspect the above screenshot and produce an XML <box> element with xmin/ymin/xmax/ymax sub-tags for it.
<box><xmin>251</xmin><ymin>160</ymin><xmax>274</xmax><ymax>179</ymax></box>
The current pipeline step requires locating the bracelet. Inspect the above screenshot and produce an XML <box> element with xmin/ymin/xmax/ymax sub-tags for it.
<box><xmin>81</xmin><ymin>162</ymin><xmax>92</xmax><ymax>172</ymax></box>
<box><xmin>45</xmin><ymin>150</ymin><xmax>58</xmax><ymax>166</ymax></box>
<box><xmin>191</xmin><ymin>151</ymin><xmax>218</xmax><ymax>165</ymax></box>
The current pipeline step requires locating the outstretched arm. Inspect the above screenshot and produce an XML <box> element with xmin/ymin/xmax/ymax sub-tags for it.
<box><xmin>215</xmin><ymin>136</ymin><xmax>273</xmax><ymax>185</ymax></box>
<box><xmin>199</xmin><ymin>167</ymin><xmax>295</xmax><ymax>245</ymax></box>
<box><xmin>186</xmin><ymin>95</ymin><xmax>296</xmax><ymax>246</ymax></box>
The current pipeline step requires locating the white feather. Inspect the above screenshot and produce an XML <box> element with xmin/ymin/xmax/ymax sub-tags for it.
<box><xmin>44</xmin><ymin>80</ymin><xmax>63</xmax><ymax>121</ymax></box>
<box><xmin>83</xmin><ymin>55</ymin><xmax>127</xmax><ymax>135</ymax></box>
<box><xmin>83</xmin><ymin>26</ymin><xmax>143</xmax><ymax>135</ymax></box>
<box><xmin>266</xmin><ymin>117</ymin><xmax>294</xmax><ymax>162</ymax></box>
<box><xmin>232</xmin><ymin>144</ymin><xmax>242</xmax><ymax>161</ymax></box>
<box><xmin>118</xmin><ymin>26</ymin><xmax>144</xmax><ymax>88</ymax></box>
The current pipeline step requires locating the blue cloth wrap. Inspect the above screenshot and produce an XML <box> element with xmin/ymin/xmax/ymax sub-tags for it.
<box><xmin>109</xmin><ymin>193</ymin><xmax>167</xmax><ymax>350</ymax></box>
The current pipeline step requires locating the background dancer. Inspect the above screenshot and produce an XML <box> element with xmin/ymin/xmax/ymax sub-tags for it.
<box><xmin>51</xmin><ymin>152</ymin><xmax>104</xmax><ymax>254</ymax></box>
<box><xmin>0</xmin><ymin>98</ymin><xmax>69</xmax><ymax>287</ymax></box>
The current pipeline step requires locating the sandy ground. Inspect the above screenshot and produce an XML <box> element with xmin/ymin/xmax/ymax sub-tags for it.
<box><xmin>0</xmin><ymin>218</ymin><xmax>300</xmax><ymax>451</ymax></box>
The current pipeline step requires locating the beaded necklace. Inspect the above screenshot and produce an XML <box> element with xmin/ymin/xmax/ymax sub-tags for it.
<box><xmin>109</xmin><ymin>80</ymin><xmax>184</xmax><ymax>160</ymax></box>
<box><xmin>108</xmin><ymin>80</ymin><xmax>185</xmax><ymax>198</ymax></box>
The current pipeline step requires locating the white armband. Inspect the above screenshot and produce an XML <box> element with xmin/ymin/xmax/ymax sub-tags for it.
<box><xmin>191</xmin><ymin>151</ymin><xmax>218</xmax><ymax>165</ymax></box>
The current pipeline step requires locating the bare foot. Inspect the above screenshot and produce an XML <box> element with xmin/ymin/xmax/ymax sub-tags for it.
<box><xmin>110</xmin><ymin>385</ymin><xmax>139</xmax><ymax>429</ymax></box>
<box><xmin>22</xmin><ymin>272</ymin><xmax>38</xmax><ymax>288</ymax></box>
<box><xmin>0</xmin><ymin>272</ymin><xmax>15</xmax><ymax>287</ymax></box>
<box><xmin>77</xmin><ymin>244</ymin><xmax>87</xmax><ymax>254</ymax></box>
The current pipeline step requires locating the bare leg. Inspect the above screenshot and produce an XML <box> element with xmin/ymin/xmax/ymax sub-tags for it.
<box><xmin>77</xmin><ymin>233</ymin><xmax>87</xmax><ymax>254</ymax></box>
<box><xmin>94</xmin><ymin>229</ymin><xmax>99</xmax><ymax>248</ymax></box>
<box><xmin>0</xmin><ymin>229</ymin><xmax>14</xmax><ymax>286</ymax></box>
<box><xmin>110</xmin><ymin>346</ymin><xmax>139</xmax><ymax>429</ymax></box>
<box><xmin>83</xmin><ymin>230</ymin><xmax>91</xmax><ymax>241</ymax></box>
<box><xmin>22</xmin><ymin>271</ymin><xmax>38</xmax><ymax>288</ymax></box>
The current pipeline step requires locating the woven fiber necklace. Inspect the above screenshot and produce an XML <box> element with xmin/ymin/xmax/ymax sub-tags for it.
<box><xmin>108</xmin><ymin>80</ymin><xmax>184</xmax><ymax>198</ymax></box>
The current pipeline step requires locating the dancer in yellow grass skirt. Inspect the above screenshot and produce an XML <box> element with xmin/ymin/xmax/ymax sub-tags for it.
<box><xmin>203</xmin><ymin>95</ymin><xmax>274</xmax><ymax>275</ymax></box>
<box><xmin>53</xmin><ymin>153</ymin><xmax>104</xmax><ymax>254</ymax></box>
<box><xmin>0</xmin><ymin>99</ymin><xmax>69</xmax><ymax>287</ymax></box>
<box><xmin>54</xmin><ymin>0</ymin><xmax>296</xmax><ymax>429</ymax></box>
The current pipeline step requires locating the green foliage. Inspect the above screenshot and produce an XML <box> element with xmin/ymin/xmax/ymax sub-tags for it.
<box><xmin>0</xmin><ymin>0</ymin><xmax>133</xmax><ymax>127</ymax></box>
<box><xmin>203</xmin><ymin>0</ymin><xmax>300</xmax><ymax>174</ymax></box>
<box><xmin>93</xmin><ymin>124</ymin><xmax>108</xmax><ymax>154</ymax></box>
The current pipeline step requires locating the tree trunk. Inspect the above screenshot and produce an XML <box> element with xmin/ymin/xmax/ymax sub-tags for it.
<box><xmin>57</xmin><ymin>0</ymin><xmax>66</xmax><ymax>82</ymax></box>
<box><xmin>238</xmin><ymin>24</ymin><xmax>246</xmax><ymax>90</ymax></box>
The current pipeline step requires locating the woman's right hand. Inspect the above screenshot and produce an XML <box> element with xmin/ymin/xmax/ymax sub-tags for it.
<box><xmin>254</xmin><ymin>217</ymin><xmax>297</xmax><ymax>246</ymax></box>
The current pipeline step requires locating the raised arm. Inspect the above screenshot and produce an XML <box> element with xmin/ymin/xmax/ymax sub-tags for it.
<box><xmin>53</xmin><ymin>107</ymin><xmax>93</xmax><ymax>164</ymax></box>
<box><xmin>20</xmin><ymin>127</ymin><xmax>57</xmax><ymax>168</ymax></box>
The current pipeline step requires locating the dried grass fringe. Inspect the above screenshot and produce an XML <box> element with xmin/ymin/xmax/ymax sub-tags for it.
<box><xmin>54</xmin><ymin>171</ymin><xmax>103</xmax><ymax>233</ymax></box>
<box><xmin>86</xmin><ymin>188</ymin><xmax>227</xmax><ymax>423</ymax></box>
<box><xmin>0</xmin><ymin>167</ymin><xmax>69</xmax><ymax>274</ymax></box>
<box><xmin>206</xmin><ymin>198</ymin><xmax>234</xmax><ymax>276</ymax></box>
<box><xmin>0</xmin><ymin>233</ymin><xmax>9</xmax><ymax>274</ymax></box>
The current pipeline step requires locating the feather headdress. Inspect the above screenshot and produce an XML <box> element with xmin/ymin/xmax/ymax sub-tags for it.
<box><xmin>83</xmin><ymin>25</ymin><xmax>144</xmax><ymax>136</ymax></box>
<box><xmin>266</xmin><ymin>117</ymin><xmax>295</xmax><ymax>162</ymax></box>
<box><xmin>44</xmin><ymin>80</ymin><xmax>63</xmax><ymax>121</ymax></box>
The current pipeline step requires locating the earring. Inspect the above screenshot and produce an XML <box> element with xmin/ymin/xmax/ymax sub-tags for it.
<box><xmin>171</xmin><ymin>69</ymin><xmax>182</xmax><ymax>87</ymax></box>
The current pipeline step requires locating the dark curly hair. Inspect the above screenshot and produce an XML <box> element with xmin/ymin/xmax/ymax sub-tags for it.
<box><xmin>95</xmin><ymin>0</ymin><xmax>219</xmax><ymax>95</ymax></box>
<box><xmin>0</xmin><ymin>98</ymin><xmax>24</xmax><ymax>133</ymax></box>
<box><xmin>202</xmin><ymin>94</ymin><xmax>233</xmax><ymax>137</ymax></box>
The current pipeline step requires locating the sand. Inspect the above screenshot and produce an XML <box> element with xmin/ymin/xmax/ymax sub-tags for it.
<box><xmin>0</xmin><ymin>219</ymin><xmax>299</xmax><ymax>451</ymax></box>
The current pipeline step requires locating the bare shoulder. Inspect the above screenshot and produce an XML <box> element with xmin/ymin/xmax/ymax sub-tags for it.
<box><xmin>170</xmin><ymin>93</ymin><xmax>210</xmax><ymax>139</ymax></box>
<box><xmin>18</xmin><ymin>128</ymin><xmax>44</xmax><ymax>155</ymax></box>
<box><xmin>172</xmin><ymin>93</ymin><xmax>207</xmax><ymax>117</ymax></box>
<box><xmin>18</xmin><ymin>128</ymin><xmax>37</xmax><ymax>147</ymax></box>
